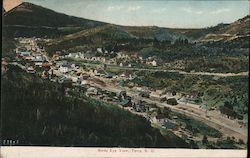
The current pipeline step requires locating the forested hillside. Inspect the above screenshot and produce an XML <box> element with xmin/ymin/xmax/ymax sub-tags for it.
<box><xmin>1</xmin><ymin>65</ymin><xmax>189</xmax><ymax>148</ymax></box>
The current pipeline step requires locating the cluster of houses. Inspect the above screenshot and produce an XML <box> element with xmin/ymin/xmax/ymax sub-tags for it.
<box><xmin>59</xmin><ymin>47</ymin><xmax>159</xmax><ymax>68</ymax></box>
<box><xmin>13</xmin><ymin>37</ymin><xmax>199</xmax><ymax>109</ymax></box>
<box><xmin>13</xmin><ymin>39</ymin><xmax>53</xmax><ymax>76</ymax></box>
<box><xmin>83</xmin><ymin>86</ymin><xmax>179</xmax><ymax>130</ymax></box>
<box><xmin>64</xmin><ymin>52</ymin><xmax>107</xmax><ymax>63</ymax></box>
<box><xmin>115</xmin><ymin>91</ymin><xmax>180</xmax><ymax>130</ymax></box>
<box><xmin>9</xmin><ymin>37</ymin><xmax>202</xmax><ymax>137</ymax></box>
<box><xmin>16</xmin><ymin>49</ymin><xmax>45</xmax><ymax>63</ymax></box>
<box><xmin>85</xmin><ymin>87</ymin><xmax>119</xmax><ymax>103</ymax></box>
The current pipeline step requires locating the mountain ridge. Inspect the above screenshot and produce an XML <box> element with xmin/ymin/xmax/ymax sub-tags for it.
<box><xmin>3</xmin><ymin>2</ymin><xmax>249</xmax><ymax>39</ymax></box>
<box><xmin>2</xmin><ymin>2</ymin><xmax>249</xmax><ymax>56</ymax></box>
<box><xmin>3</xmin><ymin>2</ymin><xmax>106</xmax><ymax>28</ymax></box>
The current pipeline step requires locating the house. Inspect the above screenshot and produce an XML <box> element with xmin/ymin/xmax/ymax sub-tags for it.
<box><xmin>97</xmin><ymin>48</ymin><xmax>103</xmax><ymax>53</ymax></box>
<box><xmin>67</xmin><ymin>53</ymin><xmax>79</xmax><ymax>58</ymax></box>
<box><xmin>58</xmin><ymin>76</ymin><xmax>73</xmax><ymax>85</ymax></box>
<box><xmin>120</xmin><ymin>71</ymin><xmax>133</xmax><ymax>79</ymax></box>
<box><xmin>48</xmin><ymin>69</ymin><xmax>54</xmax><ymax>76</ymax></box>
<box><xmin>150</xmin><ymin>92</ymin><xmax>161</xmax><ymax>101</ymax></box>
<box><xmin>24</xmin><ymin>55</ymin><xmax>34</xmax><ymax>60</ymax></box>
<box><xmin>103</xmin><ymin>96</ymin><xmax>113</xmax><ymax>102</ymax></box>
<box><xmin>33</xmin><ymin>55</ymin><xmax>44</xmax><ymax>62</ymax></box>
<box><xmin>150</xmin><ymin>116</ymin><xmax>159</xmax><ymax>124</ymax></box>
<box><xmin>41</xmin><ymin>70</ymin><xmax>49</xmax><ymax>79</ymax></box>
<box><xmin>78</xmin><ymin>74</ymin><xmax>90</xmax><ymax>80</ymax></box>
<box><xmin>77</xmin><ymin>78</ymin><xmax>88</xmax><ymax>85</ymax></box>
<box><xmin>179</xmin><ymin>97</ymin><xmax>188</xmax><ymax>104</ymax></box>
<box><xmin>149</xmin><ymin>107</ymin><xmax>158</xmax><ymax>113</ymax></box>
<box><xmin>91</xmin><ymin>57</ymin><xmax>97</xmax><ymax>61</ymax></box>
<box><xmin>71</xmin><ymin>63</ymin><xmax>76</xmax><ymax>68</ymax></box>
<box><xmin>146</xmin><ymin>60</ymin><xmax>157</xmax><ymax>67</ymax></box>
<box><xmin>59</xmin><ymin>63</ymin><xmax>71</xmax><ymax>73</ymax></box>
<box><xmin>131</xmin><ymin>53</ymin><xmax>139</xmax><ymax>59</ymax></box>
<box><xmin>152</xmin><ymin>115</ymin><xmax>178</xmax><ymax>129</ymax></box>
<box><xmin>182</xmin><ymin>92</ymin><xmax>199</xmax><ymax>102</ymax></box>
<box><xmin>155</xmin><ymin>114</ymin><xmax>165</xmax><ymax>123</ymax></box>
<box><xmin>59</xmin><ymin>66</ymin><xmax>69</xmax><ymax>73</ymax></box>
<box><xmin>71</xmin><ymin>76</ymin><xmax>78</xmax><ymax>83</ymax></box>
<box><xmin>117</xmin><ymin>52</ymin><xmax>128</xmax><ymax>59</ymax></box>
<box><xmin>105</xmin><ymin>72</ymin><xmax>114</xmax><ymax>78</ymax></box>
<box><xmin>86</xmin><ymin>87</ymin><xmax>98</xmax><ymax>95</ymax></box>
<box><xmin>133</xmin><ymin>103</ymin><xmax>147</xmax><ymax>112</ymax></box>
<box><xmin>139</xmin><ymin>91</ymin><xmax>150</xmax><ymax>98</ymax></box>
<box><xmin>119</xmin><ymin>99</ymin><xmax>132</xmax><ymax>107</ymax></box>
<box><xmin>82</xmin><ymin>74</ymin><xmax>90</xmax><ymax>80</ymax></box>
<box><xmin>149</xmin><ymin>90</ymin><xmax>167</xmax><ymax>102</ymax></box>
<box><xmin>34</xmin><ymin>62</ymin><xmax>43</xmax><ymax>67</ymax></box>
<box><xmin>26</xmin><ymin>67</ymin><xmax>35</xmax><ymax>74</ymax></box>
<box><xmin>118</xmin><ymin>90</ymin><xmax>127</xmax><ymax>101</ymax></box>
<box><xmin>52</xmin><ymin>54</ymin><xmax>60</xmax><ymax>61</ymax></box>
<box><xmin>56</xmin><ymin>61</ymin><xmax>66</xmax><ymax>68</ymax></box>
<box><xmin>94</xmin><ymin>69</ymin><xmax>106</xmax><ymax>77</ymax></box>
<box><xmin>163</xmin><ymin>119</ymin><xmax>178</xmax><ymax>130</ymax></box>
<box><xmin>19</xmin><ymin>38</ymin><xmax>31</xmax><ymax>44</ymax></box>
<box><xmin>41</xmin><ymin>62</ymin><xmax>51</xmax><ymax>69</ymax></box>
<box><xmin>152</xmin><ymin>60</ymin><xmax>157</xmax><ymax>67</ymax></box>
<box><xmin>107</xmin><ymin>60</ymin><xmax>116</xmax><ymax>65</ymax></box>
<box><xmin>100</xmin><ymin>57</ymin><xmax>105</xmax><ymax>63</ymax></box>
<box><xmin>83</xmin><ymin>53</ymin><xmax>95</xmax><ymax>60</ymax></box>
<box><xmin>145</xmin><ymin>114</ymin><xmax>152</xmax><ymax>121</ymax></box>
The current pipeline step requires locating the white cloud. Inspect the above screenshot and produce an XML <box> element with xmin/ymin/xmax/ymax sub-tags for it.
<box><xmin>127</xmin><ymin>6</ymin><xmax>141</xmax><ymax>11</ymax></box>
<box><xmin>107</xmin><ymin>6</ymin><xmax>124</xmax><ymax>11</ymax></box>
<box><xmin>181</xmin><ymin>7</ymin><xmax>203</xmax><ymax>15</ymax></box>
<box><xmin>210</xmin><ymin>8</ymin><xmax>230</xmax><ymax>14</ymax></box>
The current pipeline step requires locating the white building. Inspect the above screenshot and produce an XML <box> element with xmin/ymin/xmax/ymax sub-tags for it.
<box><xmin>59</xmin><ymin>66</ymin><xmax>68</xmax><ymax>73</ymax></box>
<box><xmin>152</xmin><ymin>60</ymin><xmax>157</xmax><ymax>67</ymax></box>
<box><xmin>71</xmin><ymin>77</ymin><xmax>78</xmax><ymax>83</ymax></box>
<box><xmin>117</xmin><ymin>52</ymin><xmax>129</xmax><ymax>59</ymax></box>
<box><xmin>97</xmin><ymin>48</ymin><xmax>102</xmax><ymax>53</ymax></box>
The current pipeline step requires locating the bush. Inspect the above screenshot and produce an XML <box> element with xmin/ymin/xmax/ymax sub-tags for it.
<box><xmin>167</xmin><ymin>98</ymin><xmax>178</xmax><ymax>105</ymax></box>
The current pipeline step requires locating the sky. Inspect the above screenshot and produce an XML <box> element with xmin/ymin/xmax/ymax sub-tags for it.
<box><xmin>23</xmin><ymin>0</ymin><xmax>250</xmax><ymax>28</ymax></box>
<box><xmin>3</xmin><ymin>0</ymin><xmax>22</xmax><ymax>12</ymax></box>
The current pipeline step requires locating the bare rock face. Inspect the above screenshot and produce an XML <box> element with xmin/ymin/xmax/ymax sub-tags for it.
<box><xmin>3</xmin><ymin>0</ymin><xmax>22</xmax><ymax>12</ymax></box>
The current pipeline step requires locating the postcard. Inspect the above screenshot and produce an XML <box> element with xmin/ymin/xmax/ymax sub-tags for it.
<box><xmin>1</xmin><ymin>0</ymin><xmax>249</xmax><ymax>157</ymax></box>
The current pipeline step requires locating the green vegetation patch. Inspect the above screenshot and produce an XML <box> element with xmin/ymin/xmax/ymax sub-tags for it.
<box><xmin>174</xmin><ymin>113</ymin><xmax>222</xmax><ymax>138</ymax></box>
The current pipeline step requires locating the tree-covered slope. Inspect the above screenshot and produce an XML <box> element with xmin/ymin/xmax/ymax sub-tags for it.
<box><xmin>1</xmin><ymin>65</ymin><xmax>189</xmax><ymax>148</ymax></box>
